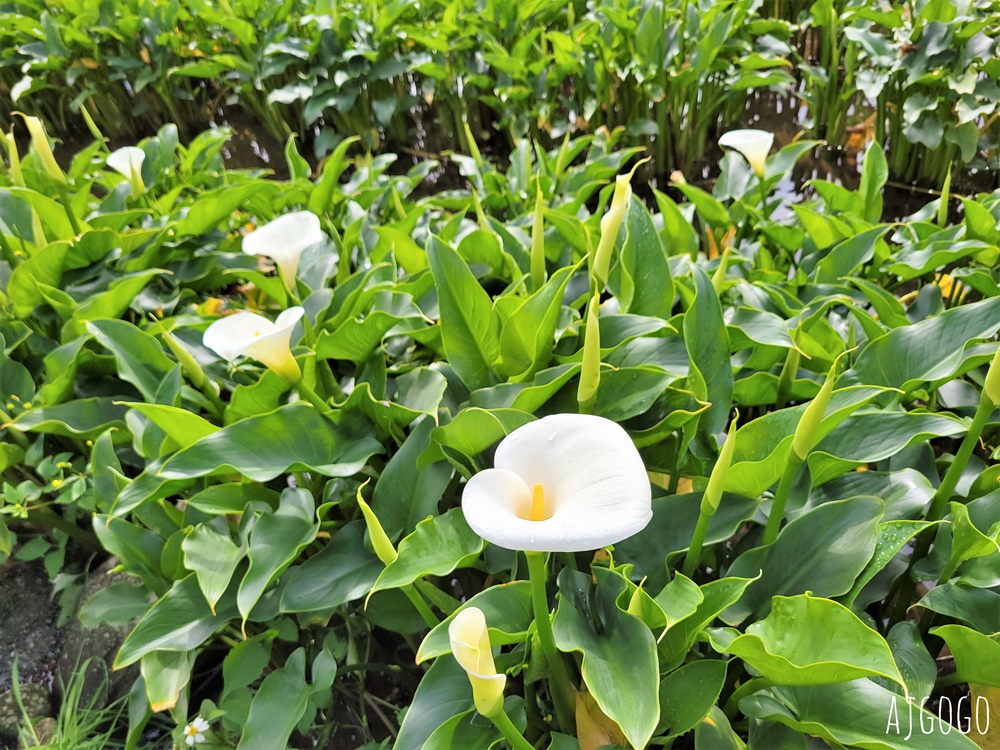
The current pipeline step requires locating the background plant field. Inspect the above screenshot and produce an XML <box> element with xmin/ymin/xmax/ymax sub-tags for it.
<box><xmin>1</xmin><ymin>1</ymin><xmax>1000</xmax><ymax>749</ymax></box>
<box><xmin>2</xmin><ymin>0</ymin><xmax>1000</xmax><ymax>187</ymax></box>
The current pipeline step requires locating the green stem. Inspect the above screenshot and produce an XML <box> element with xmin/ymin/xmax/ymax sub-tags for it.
<box><xmin>891</xmin><ymin>394</ymin><xmax>995</xmax><ymax>622</ymax></box>
<box><xmin>682</xmin><ymin>509</ymin><xmax>713</xmax><ymax>579</ymax></box>
<box><xmin>762</xmin><ymin>453</ymin><xmax>803</xmax><ymax>545</ymax></box>
<box><xmin>525</xmin><ymin>551</ymin><xmax>576</xmax><ymax>732</ymax></box>
<box><xmin>403</xmin><ymin>585</ymin><xmax>439</xmax><ymax>630</ymax></box>
<box><xmin>0</xmin><ymin>408</ymin><xmax>29</xmax><ymax>450</ymax></box>
<box><xmin>724</xmin><ymin>677</ymin><xmax>772</xmax><ymax>718</ymax></box>
<box><xmin>927</xmin><ymin>396</ymin><xmax>994</xmax><ymax>523</ymax></box>
<box><xmin>295</xmin><ymin>379</ymin><xmax>333</xmax><ymax>414</ymax></box>
<box><xmin>57</xmin><ymin>186</ymin><xmax>83</xmax><ymax>236</ymax></box>
<box><xmin>488</xmin><ymin>705</ymin><xmax>535</xmax><ymax>750</ymax></box>
<box><xmin>28</xmin><ymin>506</ymin><xmax>102</xmax><ymax>553</ymax></box>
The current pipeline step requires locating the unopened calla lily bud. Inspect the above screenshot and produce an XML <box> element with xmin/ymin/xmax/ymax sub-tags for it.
<box><xmin>593</xmin><ymin>158</ymin><xmax>649</xmax><ymax>287</ymax></box>
<box><xmin>16</xmin><ymin>113</ymin><xmax>66</xmax><ymax>185</ymax></box>
<box><xmin>701</xmin><ymin>413</ymin><xmax>739</xmax><ymax>516</ymax></box>
<box><xmin>577</xmin><ymin>292</ymin><xmax>601</xmax><ymax>411</ymax></box>
<box><xmin>2</xmin><ymin>127</ymin><xmax>24</xmax><ymax>186</ymax></box>
<box><xmin>159</xmin><ymin>327</ymin><xmax>210</xmax><ymax>393</ymax></box>
<box><xmin>531</xmin><ymin>182</ymin><xmax>546</xmax><ymax>291</ymax></box>
<box><xmin>791</xmin><ymin>352</ymin><xmax>848</xmax><ymax>460</ymax></box>
<box><xmin>984</xmin><ymin>346</ymin><xmax>1000</xmax><ymax>407</ymax></box>
<box><xmin>355</xmin><ymin>484</ymin><xmax>397</xmax><ymax>566</ymax></box>
<box><xmin>449</xmin><ymin>607</ymin><xmax>507</xmax><ymax>717</ymax></box>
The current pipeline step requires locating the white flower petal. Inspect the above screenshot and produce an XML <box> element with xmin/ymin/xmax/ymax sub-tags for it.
<box><xmin>192</xmin><ymin>717</ymin><xmax>210</xmax><ymax>732</ymax></box>
<box><xmin>463</xmin><ymin>414</ymin><xmax>652</xmax><ymax>552</ymax></box>
<box><xmin>243</xmin><ymin>211</ymin><xmax>323</xmax><ymax>284</ymax></box>
<box><xmin>202</xmin><ymin>307</ymin><xmax>304</xmax><ymax>381</ymax></box>
<box><xmin>243</xmin><ymin>306</ymin><xmax>303</xmax><ymax>370</ymax></box>
<box><xmin>718</xmin><ymin>129</ymin><xmax>774</xmax><ymax>177</ymax></box>
<box><xmin>202</xmin><ymin>311</ymin><xmax>276</xmax><ymax>362</ymax></box>
<box><xmin>106</xmin><ymin>147</ymin><xmax>145</xmax><ymax>179</ymax></box>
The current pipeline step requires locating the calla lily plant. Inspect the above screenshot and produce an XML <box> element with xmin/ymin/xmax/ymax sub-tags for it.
<box><xmin>243</xmin><ymin>211</ymin><xmax>324</xmax><ymax>293</ymax></box>
<box><xmin>460</xmin><ymin>412</ymin><xmax>652</xmax><ymax>731</ymax></box>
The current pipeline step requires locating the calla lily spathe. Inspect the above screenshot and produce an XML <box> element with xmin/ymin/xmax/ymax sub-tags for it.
<box><xmin>106</xmin><ymin>146</ymin><xmax>146</xmax><ymax>197</ymax></box>
<box><xmin>462</xmin><ymin>414</ymin><xmax>652</xmax><ymax>552</ymax></box>
<box><xmin>202</xmin><ymin>307</ymin><xmax>304</xmax><ymax>383</ymax></box>
<box><xmin>718</xmin><ymin>129</ymin><xmax>774</xmax><ymax>178</ymax></box>
<box><xmin>450</xmin><ymin>607</ymin><xmax>506</xmax><ymax>717</ymax></box>
<box><xmin>243</xmin><ymin>211</ymin><xmax>324</xmax><ymax>291</ymax></box>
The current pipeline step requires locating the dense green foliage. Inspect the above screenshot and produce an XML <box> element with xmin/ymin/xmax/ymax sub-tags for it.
<box><xmin>2</xmin><ymin>0</ymin><xmax>1000</xmax><ymax>184</ymax></box>
<box><xmin>1</xmin><ymin>107</ymin><xmax>1000</xmax><ymax>748</ymax></box>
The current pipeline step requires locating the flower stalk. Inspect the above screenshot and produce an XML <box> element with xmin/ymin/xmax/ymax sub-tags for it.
<box><xmin>683</xmin><ymin>413</ymin><xmax>738</xmax><ymax>578</ymax></box>
<box><xmin>525</xmin><ymin>551</ymin><xmax>575</xmax><ymax>731</ymax></box>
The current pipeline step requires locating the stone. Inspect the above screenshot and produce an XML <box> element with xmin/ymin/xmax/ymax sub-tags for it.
<box><xmin>0</xmin><ymin>560</ymin><xmax>62</xmax><ymax>744</ymax></box>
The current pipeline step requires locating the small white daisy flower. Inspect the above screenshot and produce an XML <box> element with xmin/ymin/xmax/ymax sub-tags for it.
<box><xmin>183</xmin><ymin>716</ymin><xmax>209</xmax><ymax>746</ymax></box>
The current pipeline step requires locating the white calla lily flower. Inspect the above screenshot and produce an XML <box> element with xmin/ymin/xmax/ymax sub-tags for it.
<box><xmin>243</xmin><ymin>211</ymin><xmax>324</xmax><ymax>291</ymax></box>
<box><xmin>449</xmin><ymin>607</ymin><xmax>506</xmax><ymax>717</ymax></box>
<box><xmin>462</xmin><ymin>414</ymin><xmax>652</xmax><ymax>552</ymax></box>
<box><xmin>106</xmin><ymin>146</ymin><xmax>146</xmax><ymax>196</ymax></box>
<box><xmin>202</xmin><ymin>307</ymin><xmax>304</xmax><ymax>383</ymax></box>
<box><xmin>718</xmin><ymin>129</ymin><xmax>774</xmax><ymax>178</ymax></box>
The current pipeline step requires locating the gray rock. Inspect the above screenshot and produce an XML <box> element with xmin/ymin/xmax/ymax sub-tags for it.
<box><xmin>56</xmin><ymin>557</ymin><xmax>143</xmax><ymax>710</ymax></box>
<box><xmin>0</xmin><ymin>561</ymin><xmax>61</xmax><ymax>743</ymax></box>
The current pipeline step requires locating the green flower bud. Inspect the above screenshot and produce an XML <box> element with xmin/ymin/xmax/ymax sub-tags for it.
<box><xmin>577</xmin><ymin>292</ymin><xmax>601</xmax><ymax>411</ymax></box>
<box><xmin>592</xmin><ymin>158</ymin><xmax>649</xmax><ymax>288</ymax></box>
<box><xmin>16</xmin><ymin>113</ymin><xmax>66</xmax><ymax>185</ymax></box>
<box><xmin>701</xmin><ymin>412</ymin><xmax>739</xmax><ymax>516</ymax></box>
<box><xmin>985</xmin><ymin>346</ymin><xmax>1000</xmax><ymax>407</ymax></box>
<box><xmin>356</xmin><ymin>484</ymin><xmax>397</xmax><ymax>566</ymax></box>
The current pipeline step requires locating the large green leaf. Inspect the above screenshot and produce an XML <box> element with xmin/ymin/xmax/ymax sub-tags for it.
<box><xmin>182</xmin><ymin>522</ymin><xmax>244</xmax><ymax>615</ymax></box>
<box><xmin>683</xmin><ymin>266</ymin><xmax>732</xmax><ymax>433</ymax></box>
<box><xmin>114</xmin><ymin>404</ymin><xmax>381</xmax><ymax>515</ymax></box>
<box><xmin>115</xmin><ymin>575</ymin><xmax>237</xmax><ymax>668</ymax></box>
<box><xmin>616</xmin><ymin>196</ymin><xmax>674</xmax><ymax>318</ymax></box>
<box><xmin>845</xmin><ymin>296</ymin><xmax>1000</xmax><ymax>391</ymax></box>
<box><xmin>418</xmin><ymin>407</ymin><xmax>535</xmax><ymax>468</ymax></box>
<box><xmin>917</xmin><ymin>582</ymin><xmax>1000</xmax><ymax>634</ymax></box>
<box><xmin>427</xmin><ymin>235</ymin><xmax>500</xmax><ymax>390</ymax></box>
<box><xmin>708</xmin><ymin>594</ymin><xmax>902</xmax><ymax>686</ymax></box>
<box><xmin>416</xmin><ymin>581</ymin><xmax>533</xmax><ymax>663</ymax></box>
<box><xmin>931</xmin><ymin>625</ymin><xmax>1000</xmax><ymax>688</ymax></box>
<box><xmin>238</xmin><ymin>489</ymin><xmax>320</xmax><ymax>624</ymax></box>
<box><xmin>741</xmin><ymin>680</ymin><xmax>980</xmax><ymax>749</ymax></box>
<box><xmin>395</xmin><ymin>656</ymin><xmax>474</xmax><ymax>750</ymax></box>
<box><xmin>279</xmin><ymin>521</ymin><xmax>382</xmax><ymax>614</ymax></box>
<box><xmin>659</xmin><ymin>659</ymin><xmax>729</xmax><ymax>738</ymax></box>
<box><xmin>553</xmin><ymin>567</ymin><xmax>660</xmax><ymax>749</ymax></box>
<box><xmin>236</xmin><ymin>648</ymin><xmax>336</xmax><ymax>750</ymax></box>
<box><xmin>724</xmin><ymin>497</ymin><xmax>882</xmax><ymax>623</ymax></box>
<box><xmin>373</xmin><ymin>417</ymin><xmax>453</xmax><ymax>540</ymax></box>
<box><xmin>370</xmin><ymin>508</ymin><xmax>483</xmax><ymax>594</ymax></box>
<box><xmin>496</xmin><ymin>265</ymin><xmax>574</xmax><ymax>381</ymax></box>
<box><xmin>12</xmin><ymin>397</ymin><xmax>132</xmax><ymax>438</ymax></box>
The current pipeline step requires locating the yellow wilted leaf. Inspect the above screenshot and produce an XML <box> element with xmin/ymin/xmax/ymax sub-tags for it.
<box><xmin>576</xmin><ymin>689</ymin><xmax>627</xmax><ymax>750</ymax></box>
<box><xmin>970</xmin><ymin>684</ymin><xmax>1000</xmax><ymax>749</ymax></box>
